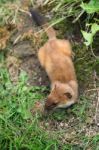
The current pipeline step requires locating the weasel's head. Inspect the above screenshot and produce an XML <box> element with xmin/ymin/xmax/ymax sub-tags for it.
<box><xmin>45</xmin><ymin>82</ymin><xmax>76</xmax><ymax>111</ymax></box>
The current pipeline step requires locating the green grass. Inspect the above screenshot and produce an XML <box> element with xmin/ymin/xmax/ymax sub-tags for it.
<box><xmin>0</xmin><ymin>0</ymin><xmax>20</xmax><ymax>26</ymax></box>
<box><xmin>0</xmin><ymin>66</ymin><xmax>99</xmax><ymax>150</ymax></box>
<box><xmin>0</xmin><ymin>67</ymin><xmax>59</xmax><ymax>150</ymax></box>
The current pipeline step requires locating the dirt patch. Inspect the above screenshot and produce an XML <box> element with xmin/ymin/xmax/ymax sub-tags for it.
<box><xmin>21</xmin><ymin>55</ymin><xmax>49</xmax><ymax>86</ymax></box>
<box><xmin>6</xmin><ymin>12</ymin><xmax>49</xmax><ymax>86</ymax></box>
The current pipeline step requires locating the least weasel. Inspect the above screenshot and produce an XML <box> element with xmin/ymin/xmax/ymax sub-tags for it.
<box><xmin>30</xmin><ymin>9</ymin><xmax>78</xmax><ymax>110</ymax></box>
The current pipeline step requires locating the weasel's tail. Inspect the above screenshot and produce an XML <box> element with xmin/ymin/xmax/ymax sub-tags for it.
<box><xmin>29</xmin><ymin>8</ymin><xmax>56</xmax><ymax>39</ymax></box>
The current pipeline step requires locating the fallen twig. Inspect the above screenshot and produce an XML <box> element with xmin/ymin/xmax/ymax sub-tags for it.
<box><xmin>13</xmin><ymin>35</ymin><xmax>21</xmax><ymax>45</ymax></box>
<box><xmin>94</xmin><ymin>90</ymin><xmax>99</xmax><ymax>126</ymax></box>
<box><xmin>93</xmin><ymin>71</ymin><xmax>99</xmax><ymax>126</ymax></box>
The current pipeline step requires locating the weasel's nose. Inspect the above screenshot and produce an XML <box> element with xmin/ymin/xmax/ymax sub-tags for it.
<box><xmin>44</xmin><ymin>100</ymin><xmax>58</xmax><ymax>111</ymax></box>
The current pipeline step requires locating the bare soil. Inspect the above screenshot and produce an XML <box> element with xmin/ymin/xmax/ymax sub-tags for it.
<box><xmin>7</xmin><ymin>13</ymin><xmax>49</xmax><ymax>86</ymax></box>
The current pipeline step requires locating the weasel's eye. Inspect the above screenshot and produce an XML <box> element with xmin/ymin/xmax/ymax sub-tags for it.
<box><xmin>64</xmin><ymin>92</ymin><xmax>72</xmax><ymax>99</ymax></box>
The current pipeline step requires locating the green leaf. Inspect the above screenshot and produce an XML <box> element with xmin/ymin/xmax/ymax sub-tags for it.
<box><xmin>81</xmin><ymin>23</ymin><xmax>99</xmax><ymax>46</ymax></box>
<box><xmin>80</xmin><ymin>1</ymin><xmax>99</xmax><ymax>14</ymax></box>
<box><xmin>91</xmin><ymin>23</ymin><xmax>99</xmax><ymax>35</ymax></box>
<box><xmin>81</xmin><ymin>31</ymin><xmax>93</xmax><ymax>46</ymax></box>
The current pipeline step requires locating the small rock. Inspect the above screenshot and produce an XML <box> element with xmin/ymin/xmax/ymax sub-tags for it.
<box><xmin>13</xmin><ymin>41</ymin><xmax>35</xmax><ymax>58</ymax></box>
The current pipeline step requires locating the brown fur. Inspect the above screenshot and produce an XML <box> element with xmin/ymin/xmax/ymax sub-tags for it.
<box><xmin>38</xmin><ymin>38</ymin><xmax>78</xmax><ymax>110</ymax></box>
<box><xmin>30</xmin><ymin>10</ymin><xmax>78</xmax><ymax>110</ymax></box>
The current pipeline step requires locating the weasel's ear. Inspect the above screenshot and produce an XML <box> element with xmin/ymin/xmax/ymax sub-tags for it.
<box><xmin>52</xmin><ymin>82</ymin><xmax>59</xmax><ymax>91</ymax></box>
<box><xmin>64</xmin><ymin>92</ymin><xmax>72</xmax><ymax>99</ymax></box>
<box><xmin>54</xmin><ymin>84</ymin><xmax>57</xmax><ymax>90</ymax></box>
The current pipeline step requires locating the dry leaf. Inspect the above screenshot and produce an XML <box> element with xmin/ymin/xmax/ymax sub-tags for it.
<box><xmin>31</xmin><ymin>101</ymin><xmax>44</xmax><ymax>114</ymax></box>
<box><xmin>6</xmin><ymin>55</ymin><xmax>21</xmax><ymax>83</ymax></box>
<box><xmin>0</xmin><ymin>27</ymin><xmax>10</xmax><ymax>50</ymax></box>
<box><xmin>20</xmin><ymin>0</ymin><xmax>31</xmax><ymax>11</ymax></box>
